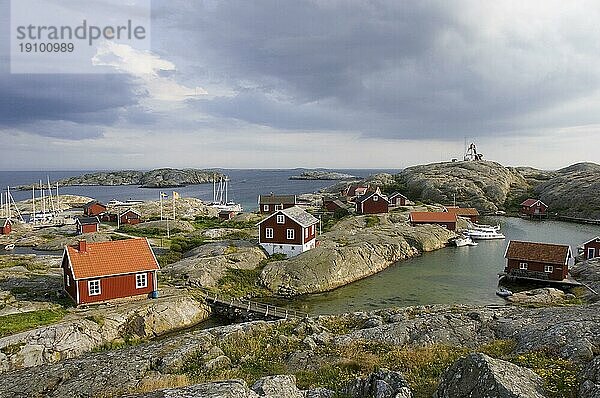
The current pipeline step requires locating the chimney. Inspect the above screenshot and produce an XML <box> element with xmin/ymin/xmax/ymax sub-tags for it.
<box><xmin>78</xmin><ymin>239</ymin><xmax>87</xmax><ymax>253</ymax></box>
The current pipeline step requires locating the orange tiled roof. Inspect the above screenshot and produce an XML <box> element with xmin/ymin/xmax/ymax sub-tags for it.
<box><xmin>446</xmin><ymin>207</ymin><xmax>480</xmax><ymax>216</ymax></box>
<box><xmin>66</xmin><ymin>238</ymin><xmax>159</xmax><ymax>279</ymax></box>
<box><xmin>410</xmin><ymin>212</ymin><xmax>457</xmax><ymax>223</ymax></box>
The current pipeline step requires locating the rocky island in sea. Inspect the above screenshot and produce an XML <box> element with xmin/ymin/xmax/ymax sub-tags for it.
<box><xmin>289</xmin><ymin>170</ymin><xmax>360</xmax><ymax>180</ymax></box>
<box><xmin>15</xmin><ymin>168</ymin><xmax>223</xmax><ymax>189</ymax></box>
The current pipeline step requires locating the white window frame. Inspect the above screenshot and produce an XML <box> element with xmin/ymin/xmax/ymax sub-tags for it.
<box><xmin>311</xmin><ymin>225</ymin><xmax>315</xmax><ymax>235</ymax></box>
<box><xmin>66</xmin><ymin>274</ymin><xmax>70</xmax><ymax>287</ymax></box>
<box><xmin>275</xmin><ymin>204</ymin><xmax>283</xmax><ymax>211</ymax></box>
<box><xmin>88</xmin><ymin>279</ymin><xmax>101</xmax><ymax>296</ymax></box>
<box><xmin>544</xmin><ymin>265</ymin><xmax>553</xmax><ymax>273</ymax></box>
<box><xmin>136</xmin><ymin>273</ymin><xmax>148</xmax><ymax>289</ymax></box>
<box><xmin>287</xmin><ymin>229</ymin><xmax>295</xmax><ymax>240</ymax></box>
<box><xmin>588</xmin><ymin>248</ymin><xmax>596</xmax><ymax>259</ymax></box>
<box><xmin>305</xmin><ymin>228</ymin><xmax>309</xmax><ymax>238</ymax></box>
<box><xmin>373</xmin><ymin>195</ymin><xmax>379</xmax><ymax>201</ymax></box>
<box><xmin>265</xmin><ymin>227</ymin><xmax>274</xmax><ymax>239</ymax></box>
<box><xmin>276</xmin><ymin>214</ymin><xmax>285</xmax><ymax>224</ymax></box>
<box><xmin>263</xmin><ymin>204</ymin><xmax>269</xmax><ymax>212</ymax></box>
<box><xmin>519</xmin><ymin>262</ymin><xmax>528</xmax><ymax>270</ymax></box>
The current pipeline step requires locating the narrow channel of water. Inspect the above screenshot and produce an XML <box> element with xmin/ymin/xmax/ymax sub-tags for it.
<box><xmin>282</xmin><ymin>217</ymin><xmax>600</xmax><ymax>315</ymax></box>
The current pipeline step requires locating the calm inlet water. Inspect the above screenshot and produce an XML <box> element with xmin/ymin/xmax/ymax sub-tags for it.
<box><xmin>283</xmin><ymin>217</ymin><xmax>600</xmax><ymax>315</ymax></box>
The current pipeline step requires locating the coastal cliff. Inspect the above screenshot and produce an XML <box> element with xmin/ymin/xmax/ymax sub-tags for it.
<box><xmin>16</xmin><ymin>169</ymin><xmax>222</xmax><ymax>189</ymax></box>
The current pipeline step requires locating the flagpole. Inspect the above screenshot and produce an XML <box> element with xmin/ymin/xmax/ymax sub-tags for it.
<box><xmin>160</xmin><ymin>192</ymin><xmax>163</xmax><ymax>221</ymax></box>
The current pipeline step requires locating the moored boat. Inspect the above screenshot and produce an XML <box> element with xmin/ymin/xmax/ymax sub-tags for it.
<box><xmin>4</xmin><ymin>244</ymin><xmax>15</xmax><ymax>251</ymax></box>
<box><xmin>466</xmin><ymin>229</ymin><xmax>506</xmax><ymax>240</ymax></box>
<box><xmin>496</xmin><ymin>287</ymin><xmax>513</xmax><ymax>297</ymax></box>
<box><xmin>453</xmin><ymin>235</ymin><xmax>478</xmax><ymax>247</ymax></box>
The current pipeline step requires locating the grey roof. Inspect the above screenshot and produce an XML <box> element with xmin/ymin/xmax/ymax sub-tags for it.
<box><xmin>280</xmin><ymin>206</ymin><xmax>319</xmax><ymax>227</ymax></box>
<box><xmin>332</xmin><ymin>200</ymin><xmax>348</xmax><ymax>209</ymax></box>
<box><xmin>258</xmin><ymin>194</ymin><xmax>297</xmax><ymax>205</ymax></box>
<box><xmin>119</xmin><ymin>208</ymin><xmax>141</xmax><ymax>217</ymax></box>
<box><xmin>389</xmin><ymin>192</ymin><xmax>407</xmax><ymax>199</ymax></box>
<box><xmin>76</xmin><ymin>216</ymin><xmax>99</xmax><ymax>225</ymax></box>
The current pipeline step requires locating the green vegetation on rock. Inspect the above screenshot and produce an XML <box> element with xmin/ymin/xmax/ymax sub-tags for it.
<box><xmin>0</xmin><ymin>309</ymin><xmax>67</xmax><ymax>337</ymax></box>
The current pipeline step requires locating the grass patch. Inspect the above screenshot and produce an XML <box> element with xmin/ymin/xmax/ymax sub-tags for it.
<box><xmin>364</xmin><ymin>215</ymin><xmax>379</xmax><ymax>228</ymax></box>
<box><xmin>217</xmin><ymin>267</ymin><xmax>271</xmax><ymax>298</ymax></box>
<box><xmin>193</xmin><ymin>216</ymin><xmax>257</xmax><ymax>231</ymax></box>
<box><xmin>116</xmin><ymin>225</ymin><xmax>183</xmax><ymax>238</ymax></box>
<box><xmin>92</xmin><ymin>335</ymin><xmax>145</xmax><ymax>352</ymax></box>
<box><xmin>86</xmin><ymin>314</ymin><xmax>105</xmax><ymax>326</ymax></box>
<box><xmin>0</xmin><ymin>308</ymin><xmax>67</xmax><ymax>337</ymax></box>
<box><xmin>511</xmin><ymin>351</ymin><xmax>579</xmax><ymax>398</ymax></box>
<box><xmin>0</xmin><ymin>257</ymin><xmax>47</xmax><ymax>271</ymax></box>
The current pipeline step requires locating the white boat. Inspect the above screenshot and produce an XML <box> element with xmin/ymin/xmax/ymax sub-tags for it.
<box><xmin>210</xmin><ymin>175</ymin><xmax>243</xmax><ymax>212</ymax></box>
<box><xmin>496</xmin><ymin>287</ymin><xmax>513</xmax><ymax>297</ymax></box>
<box><xmin>466</xmin><ymin>229</ymin><xmax>506</xmax><ymax>240</ymax></box>
<box><xmin>471</xmin><ymin>223</ymin><xmax>501</xmax><ymax>232</ymax></box>
<box><xmin>453</xmin><ymin>236</ymin><xmax>478</xmax><ymax>247</ymax></box>
<box><xmin>4</xmin><ymin>244</ymin><xmax>15</xmax><ymax>251</ymax></box>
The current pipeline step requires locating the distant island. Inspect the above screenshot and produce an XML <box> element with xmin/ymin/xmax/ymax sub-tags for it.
<box><xmin>289</xmin><ymin>170</ymin><xmax>359</xmax><ymax>180</ymax></box>
<box><xmin>16</xmin><ymin>168</ymin><xmax>223</xmax><ymax>190</ymax></box>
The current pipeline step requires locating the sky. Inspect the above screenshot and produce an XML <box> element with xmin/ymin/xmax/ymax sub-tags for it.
<box><xmin>1</xmin><ymin>0</ymin><xmax>600</xmax><ymax>170</ymax></box>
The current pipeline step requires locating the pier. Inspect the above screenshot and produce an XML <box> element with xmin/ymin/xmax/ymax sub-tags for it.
<box><xmin>199</xmin><ymin>290</ymin><xmax>309</xmax><ymax>321</ymax></box>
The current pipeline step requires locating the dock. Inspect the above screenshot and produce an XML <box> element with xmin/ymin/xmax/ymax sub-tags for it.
<box><xmin>199</xmin><ymin>290</ymin><xmax>309</xmax><ymax>321</ymax></box>
<box><xmin>498</xmin><ymin>273</ymin><xmax>583</xmax><ymax>287</ymax></box>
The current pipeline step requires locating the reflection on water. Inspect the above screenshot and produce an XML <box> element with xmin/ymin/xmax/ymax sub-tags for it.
<box><xmin>281</xmin><ymin>217</ymin><xmax>600</xmax><ymax>315</ymax></box>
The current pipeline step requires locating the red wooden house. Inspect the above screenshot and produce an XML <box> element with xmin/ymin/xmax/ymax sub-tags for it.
<box><xmin>75</xmin><ymin>216</ymin><xmax>99</xmax><ymax>235</ymax></box>
<box><xmin>257</xmin><ymin>206</ymin><xmax>319</xmax><ymax>257</ymax></box>
<box><xmin>322</xmin><ymin>197</ymin><xmax>349</xmax><ymax>213</ymax></box>
<box><xmin>388</xmin><ymin>192</ymin><xmax>408</xmax><ymax>207</ymax></box>
<box><xmin>356</xmin><ymin>192</ymin><xmax>390</xmax><ymax>214</ymax></box>
<box><xmin>62</xmin><ymin>238</ymin><xmax>160</xmax><ymax>305</ymax></box>
<box><xmin>445</xmin><ymin>206</ymin><xmax>480</xmax><ymax>223</ymax></box>
<box><xmin>520</xmin><ymin>199</ymin><xmax>548</xmax><ymax>218</ymax></box>
<box><xmin>258</xmin><ymin>194</ymin><xmax>298</xmax><ymax>214</ymax></box>
<box><xmin>0</xmin><ymin>218</ymin><xmax>12</xmax><ymax>235</ymax></box>
<box><xmin>83</xmin><ymin>201</ymin><xmax>107</xmax><ymax>217</ymax></box>
<box><xmin>582</xmin><ymin>237</ymin><xmax>600</xmax><ymax>260</ymax></box>
<box><xmin>409</xmin><ymin>212</ymin><xmax>457</xmax><ymax>231</ymax></box>
<box><xmin>119</xmin><ymin>209</ymin><xmax>142</xmax><ymax>225</ymax></box>
<box><xmin>504</xmin><ymin>240</ymin><xmax>572</xmax><ymax>281</ymax></box>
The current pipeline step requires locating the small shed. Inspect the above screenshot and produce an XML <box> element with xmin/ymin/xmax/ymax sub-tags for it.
<box><xmin>83</xmin><ymin>201</ymin><xmax>107</xmax><ymax>217</ymax></box>
<box><xmin>583</xmin><ymin>237</ymin><xmax>600</xmax><ymax>260</ymax></box>
<box><xmin>520</xmin><ymin>199</ymin><xmax>548</xmax><ymax>218</ymax></box>
<box><xmin>409</xmin><ymin>212</ymin><xmax>457</xmax><ymax>231</ymax></box>
<box><xmin>355</xmin><ymin>192</ymin><xmax>389</xmax><ymax>215</ymax></box>
<box><xmin>388</xmin><ymin>192</ymin><xmax>408</xmax><ymax>207</ymax></box>
<box><xmin>119</xmin><ymin>209</ymin><xmax>142</xmax><ymax>225</ymax></box>
<box><xmin>0</xmin><ymin>218</ymin><xmax>12</xmax><ymax>235</ymax></box>
<box><xmin>62</xmin><ymin>238</ymin><xmax>160</xmax><ymax>305</ymax></box>
<box><xmin>75</xmin><ymin>216</ymin><xmax>99</xmax><ymax>235</ymax></box>
<box><xmin>219</xmin><ymin>210</ymin><xmax>237</xmax><ymax>221</ymax></box>
<box><xmin>323</xmin><ymin>197</ymin><xmax>349</xmax><ymax>213</ymax></box>
<box><xmin>504</xmin><ymin>240</ymin><xmax>572</xmax><ymax>281</ymax></box>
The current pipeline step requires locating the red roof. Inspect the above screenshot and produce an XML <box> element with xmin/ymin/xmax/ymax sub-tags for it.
<box><xmin>505</xmin><ymin>240</ymin><xmax>571</xmax><ymax>265</ymax></box>
<box><xmin>521</xmin><ymin>199</ymin><xmax>547</xmax><ymax>207</ymax></box>
<box><xmin>65</xmin><ymin>238</ymin><xmax>159</xmax><ymax>280</ymax></box>
<box><xmin>410</xmin><ymin>212</ymin><xmax>457</xmax><ymax>223</ymax></box>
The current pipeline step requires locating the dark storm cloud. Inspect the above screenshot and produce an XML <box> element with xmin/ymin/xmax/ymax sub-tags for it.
<box><xmin>156</xmin><ymin>0</ymin><xmax>600</xmax><ymax>139</ymax></box>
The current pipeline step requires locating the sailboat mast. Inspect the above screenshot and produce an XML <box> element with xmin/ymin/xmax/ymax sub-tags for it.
<box><xmin>32</xmin><ymin>186</ymin><xmax>36</xmax><ymax>224</ymax></box>
<box><xmin>56</xmin><ymin>182</ymin><xmax>60</xmax><ymax>212</ymax></box>
<box><xmin>40</xmin><ymin>180</ymin><xmax>46</xmax><ymax>215</ymax></box>
<box><xmin>47</xmin><ymin>176</ymin><xmax>55</xmax><ymax>214</ymax></box>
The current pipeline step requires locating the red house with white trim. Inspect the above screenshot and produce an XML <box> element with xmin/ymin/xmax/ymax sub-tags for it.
<box><xmin>62</xmin><ymin>238</ymin><xmax>160</xmax><ymax>305</ymax></box>
<box><xmin>355</xmin><ymin>192</ymin><xmax>390</xmax><ymax>214</ymax></box>
<box><xmin>520</xmin><ymin>199</ymin><xmax>548</xmax><ymax>218</ymax></box>
<box><xmin>504</xmin><ymin>240</ymin><xmax>572</xmax><ymax>281</ymax></box>
<box><xmin>0</xmin><ymin>218</ymin><xmax>12</xmax><ymax>235</ymax></box>
<box><xmin>257</xmin><ymin>206</ymin><xmax>319</xmax><ymax>257</ymax></box>
<box><xmin>583</xmin><ymin>237</ymin><xmax>600</xmax><ymax>260</ymax></box>
<box><xmin>119</xmin><ymin>209</ymin><xmax>142</xmax><ymax>225</ymax></box>
<box><xmin>388</xmin><ymin>192</ymin><xmax>407</xmax><ymax>207</ymax></box>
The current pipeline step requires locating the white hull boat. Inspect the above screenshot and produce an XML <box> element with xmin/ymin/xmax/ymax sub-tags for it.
<box><xmin>210</xmin><ymin>175</ymin><xmax>243</xmax><ymax>212</ymax></box>
<box><xmin>467</xmin><ymin>230</ymin><xmax>506</xmax><ymax>240</ymax></box>
<box><xmin>453</xmin><ymin>236</ymin><xmax>478</xmax><ymax>247</ymax></box>
<box><xmin>496</xmin><ymin>287</ymin><xmax>513</xmax><ymax>298</ymax></box>
<box><xmin>4</xmin><ymin>244</ymin><xmax>15</xmax><ymax>251</ymax></box>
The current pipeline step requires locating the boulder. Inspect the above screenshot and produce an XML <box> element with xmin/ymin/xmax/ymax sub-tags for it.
<box><xmin>343</xmin><ymin>369</ymin><xmax>412</xmax><ymax>398</ymax></box>
<box><xmin>507</xmin><ymin>288</ymin><xmax>567</xmax><ymax>306</ymax></box>
<box><xmin>251</xmin><ymin>375</ymin><xmax>304</xmax><ymax>398</ymax></box>
<box><xmin>434</xmin><ymin>353</ymin><xmax>546</xmax><ymax>398</ymax></box>
<box><xmin>579</xmin><ymin>356</ymin><xmax>600</xmax><ymax>398</ymax></box>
